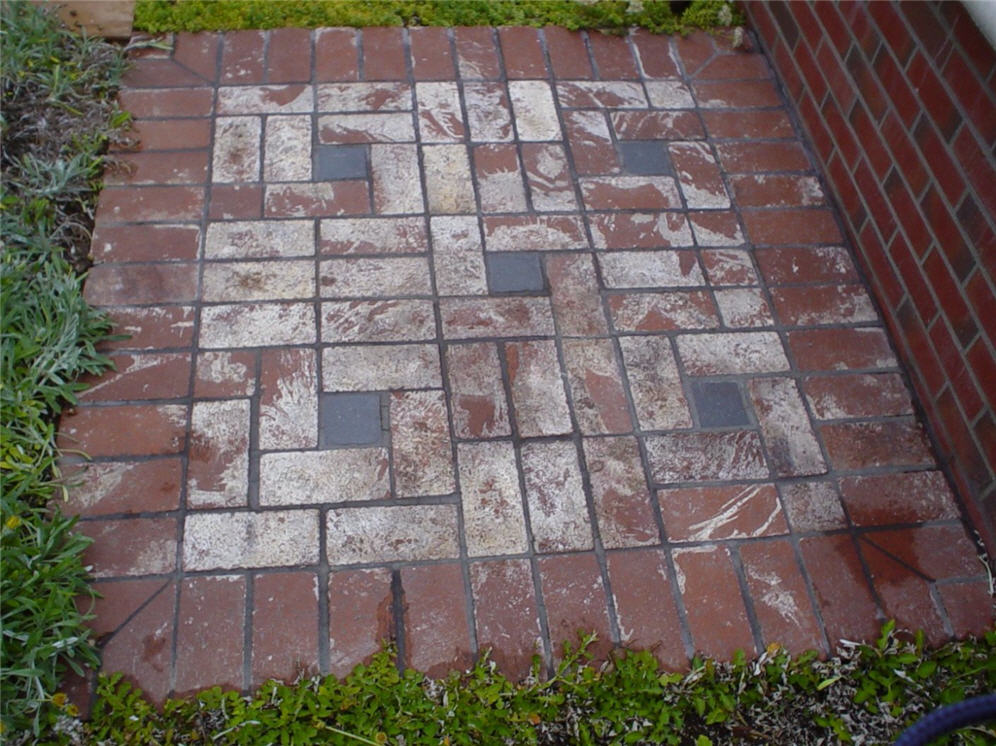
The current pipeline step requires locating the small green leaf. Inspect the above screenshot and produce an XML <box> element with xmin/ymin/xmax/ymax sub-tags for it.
<box><xmin>816</xmin><ymin>675</ymin><xmax>841</xmax><ymax>691</ymax></box>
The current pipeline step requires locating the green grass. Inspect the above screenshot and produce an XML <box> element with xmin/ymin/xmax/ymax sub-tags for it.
<box><xmin>1</xmin><ymin>0</ymin><xmax>131</xmax><ymax>736</ymax></box>
<box><xmin>134</xmin><ymin>0</ymin><xmax>744</xmax><ymax>33</ymax></box>
<box><xmin>35</xmin><ymin>624</ymin><xmax>996</xmax><ymax>745</ymax></box>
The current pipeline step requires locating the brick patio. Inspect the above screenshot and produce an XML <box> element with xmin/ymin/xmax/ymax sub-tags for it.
<box><xmin>60</xmin><ymin>26</ymin><xmax>991</xmax><ymax>704</ymax></box>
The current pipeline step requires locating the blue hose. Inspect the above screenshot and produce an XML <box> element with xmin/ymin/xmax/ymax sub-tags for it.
<box><xmin>893</xmin><ymin>693</ymin><xmax>996</xmax><ymax>745</ymax></box>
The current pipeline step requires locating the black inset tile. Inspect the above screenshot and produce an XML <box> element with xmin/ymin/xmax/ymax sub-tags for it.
<box><xmin>691</xmin><ymin>381</ymin><xmax>750</xmax><ymax>428</ymax></box>
<box><xmin>315</xmin><ymin>145</ymin><xmax>368</xmax><ymax>181</ymax></box>
<box><xmin>486</xmin><ymin>252</ymin><xmax>545</xmax><ymax>294</ymax></box>
<box><xmin>319</xmin><ymin>392</ymin><xmax>383</xmax><ymax>447</ymax></box>
<box><xmin>619</xmin><ymin>141</ymin><xmax>672</xmax><ymax>175</ymax></box>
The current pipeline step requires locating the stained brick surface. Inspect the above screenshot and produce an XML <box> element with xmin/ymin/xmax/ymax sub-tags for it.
<box><xmin>743</xmin><ymin>0</ymin><xmax>995</xmax><ymax>553</ymax></box>
<box><xmin>68</xmin><ymin>22</ymin><xmax>990</xmax><ymax>702</ymax></box>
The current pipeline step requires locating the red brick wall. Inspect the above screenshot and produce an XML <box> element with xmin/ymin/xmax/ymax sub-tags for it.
<box><xmin>742</xmin><ymin>1</ymin><xmax>996</xmax><ymax>550</ymax></box>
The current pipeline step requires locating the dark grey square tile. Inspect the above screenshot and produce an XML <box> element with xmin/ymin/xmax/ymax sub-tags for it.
<box><xmin>486</xmin><ymin>252</ymin><xmax>545</xmax><ymax>294</ymax></box>
<box><xmin>619</xmin><ymin>141</ymin><xmax>672</xmax><ymax>175</ymax></box>
<box><xmin>319</xmin><ymin>392</ymin><xmax>383</xmax><ymax>447</ymax></box>
<box><xmin>691</xmin><ymin>381</ymin><xmax>750</xmax><ymax>427</ymax></box>
<box><xmin>315</xmin><ymin>145</ymin><xmax>368</xmax><ymax>181</ymax></box>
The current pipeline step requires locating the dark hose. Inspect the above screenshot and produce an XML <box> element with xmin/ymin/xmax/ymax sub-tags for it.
<box><xmin>893</xmin><ymin>693</ymin><xmax>996</xmax><ymax>746</ymax></box>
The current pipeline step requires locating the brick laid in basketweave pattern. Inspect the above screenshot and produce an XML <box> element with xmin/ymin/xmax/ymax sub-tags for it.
<box><xmin>60</xmin><ymin>25</ymin><xmax>991</xmax><ymax>707</ymax></box>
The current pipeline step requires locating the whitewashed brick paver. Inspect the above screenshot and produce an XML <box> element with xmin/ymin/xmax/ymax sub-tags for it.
<box><xmin>391</xmin><ymin>390</ymin><xmax>456</xmax><ymax>497</ymax></box>
<box><xmin>316</xmin><ymin>82</ymin><xmax>411</xmax><ymax>112</ymax></box>
<box><xmin>581</xmin><ymin>176</ymin><xmax>682</xmax><ymax>210</ymax></box>
<box><xmin>322</xmin><ymin>344</ymin><xmax>442</xmax><ymax>391</ymax></box>
<box><xmin>547</xmin><ymin>254</ymin><xmax>609</xmax><ymax>336</ymax></box>
<box><xmin>645</xmin><ymin>80</ymin><xmax>695</xmax><ymax>108</ymax></box>
<box><xmin>714</xmin><ymin>288</ymin><xmax>774</xmax><ymax>327</ymax></box>
<box><xmin>423</xmin><ymin>145</ymin><xmax>476</xmax><ymax>214</ymax></box>
<box><xmin>688</xmin><ymin>213</ymin><xmax>744</xmax><ymax>246</ymax></box>
<box><xmin>183</xmin><ymin>510</ymin><xmax>320</xmax><ymax>570</ymax></box>
<box><xmin>446</xmin><ymin>343</ymin><xmax>511</xmax><ymax>438</ymax></box>
<box><xmin>561</xmin><ymin>338</ymin><xmax>632</xmax><ymax>434</ymax></box>
<box><xmin>677</xmin><ymin>332</ymin><xmax>790</xmax><ymax>374</ymax></box>
<box><xmin>200</xmin><ymin>302</ymin><xmax>316</xmax><ymax>348</ymax></box>
<box><xmin>458</xmin><ymin>442</ymin><xmax>529</xmax><ymax>556</ymax></box>
<box><xmin>482</xmin><ymin>215</ymin><xmax>588</xmax><ymax>251</ymax></box>
<box><xmin>317</xmin><ymin>113</ymin><xmax>415</xmax><ymax>143</ymax></box>
<box><xmin>589</xmin><ymin>212</ymin><xmax>694</xmax><ymax>248</ymax></box>
<box><xmin>748</xmin><ymin>377</ymin><xmax>827</xmax><ymax>477</ymax></box>
<box><xmin>779</xmin><ymin>481</ymin><xmax>847</xmax><ymax>532</ymax></box>
<box><xmin>430</xmin><ymin>216</ymin><xmax>488</xmax><ymax>295</ymax></box>
<box><xmin>264</xmin><ymin>183</ymin><xmax>363</xmax><ymax>217</ymax></box>
<box><xmin>202</xmin><ymin>260</ymin><xmax>315</xmax><ymax>302</ymax></box>
<box><xmin>326</xmin><ymin>505</ymin><xmax>459</xmax><ymax>564</ymax></box>
<box><xmin>441</xmin><ymin>297</ymin><xmax>556</xmax><ymax>339</ymax></box>
<box><xmin>661</xmin><ymin>484</ymin><xmax>787</xmax><ymax>542</ymax></box>
<box><xmin>321</xmin><ymin>300</ymin><xmax>436</xmax><ymax>342</ymax></box>
<box><xmin>521</xmin><ymin>441</ymin><xmax>593</xmax><ymax>553</ymax></box>
<box><xmin>563</xmin><ymin>110</ymin><xmax>616</xmax><ymax>169</ymax></box>
<box><xmin>194</xmin><ymin>351</ymin><xmax>255</xmax><ymax>397</ymax></box>
<box><xmin>645</xmin><ymin>431</ymin><xmax>769</xmax><ymax>483</ymax></box>
<box><xmin>556</xmin><ymin>81</ymin><xmax>648</xmax><ymax>108</ymax></box>
<box><xmin>205</xmin><ymin>220</ymin><xmax>314</xmax><ymax>259</ymax></box>
<box><xmin>259</xmin><ymin>348</ymin><xmax>318</xmax><ymax>450</ymax></box>
<box><xmin>804</xmin><ymin>373</ymin><xmax>913</xmax><ymax>419</ymax></box>
<box><xmin>774</xmin><ymin>285</ymin><xmax>878</xmax><ymax>326</ymax></box>
<box><xmin>611</xmin><ymin>111</ymin><xmax>699</xmax><ymax>139</ymax></box>
<box><xmin>608</xmin><ymin>291</ymin><xmax>719</xmax><ymax>331</ymax></box>
<box><xmin>187</xmin><ymin>399</ymin><xmax>250</xmax><ymax>508</ymax></box>
<box><xmin>264</xmin><ymin>116</ymin><xmax>312</xmax><ymax>181</ymax></box>
<box><xmin>371</xmin><ymin>144</ymin><xmax>424</xmax><ymax>214</ymax></box>
<box><xmin>506</xmin><ymin>340</ymin><xmax>573</xmax><ymax>437</ymax></box>
<box><xmin>618</xmin><ymin>335</ymin><xmax>692</xmax><ymax>430</ymax></box>
<box><xmin>318</xmin><ymin>257</ymin><xmax>432</xmax><ymax>297</ymax></box>
<box><xmin>701</xmin><ymin>248</ymin><xmax>758</xmax><ymax>285</ymax></box>
<box><xmin>416</xmin><ymin>82</ymin><xmax>465</xmax><ymax>142</ymax></box>
<box><xmin>522</xmin><ymin>143</ymin><xmax>577</xmax><ymax>211</ymax></box>
<box><xmin>474</xmin><ymin>144</ymin><xmax>528</xmax><ymax>213</ymax></box>
<box><xmin>508</xmin><ymin>81</ymin><xmax>561</xmax><ymax>141</ymax></box>
<box><xmin>598</xmin><ymin>250</ymin><xmax>704</xmax><ymax>288</ymax></box>
<box><xmin>217</xmin><ymin>85</ymin><xmax>314</xmax><ymax>114</ymax></box>
<box><xmin>212</xmin><ymin>117</ymin><xmax>261</xmax><ymax>182</ymax></box>
<box><xmin>63</xmin><ymin>461</ymin><xmax>161</xmax><ymax>513</ymax></box>
<box><xmin>464</xmin><ymin>82</ymin><xmax>514</xmax><ymax>141</ymax></box>
<box><xmin>320</xmin><ymin>217</ymin><xmax>427</xmax><ymax>254</ymax></box>
<box><xmin>669</xmin><ymin>142</ymin><xmax>730</xmax><ymax>209</ymax></box>
<box><xmin>259</xmin><ymin>449</ymin><xmax>390</xmax><ymax>505</ymax></box>
<box><xmin>583</xmin><ymin>436</ymin><xmax>659</xmax><ymax>548</ymax></box>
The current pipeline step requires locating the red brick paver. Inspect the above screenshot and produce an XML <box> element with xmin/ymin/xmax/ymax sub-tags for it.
<box><xmin>65</xmin><ymin>25</ymin><xmax>991</xmax><ymax>706</ymax></box>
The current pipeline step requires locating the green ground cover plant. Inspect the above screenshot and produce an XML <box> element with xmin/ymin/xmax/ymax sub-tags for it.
<box><xmin>135</xmin><ymin>0</ymin><xmax>744</xmax><ymax>34</ymax></box>
<box><xmin>36</xmin><ymin>624</ymin><xmax>996</xmax><ymax>745</ymax></box>
<box><xmin>0</xmin><ymin>0</ymin><xmax>131</xmax><ymax>736</ymax></box>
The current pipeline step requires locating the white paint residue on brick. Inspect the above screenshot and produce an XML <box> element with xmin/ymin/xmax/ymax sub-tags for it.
<box><xmin>746</xmin><ymin>565</ymin><xmax>801</xmax><ymax>624</ymax></box>
<box><xmin>685</xmin><ymin>485</ymin><xmax>780</xmax><ymax>542</ymax></box>
<box><xmin>259</xmin><ymin>350</ymin><xmax>318</xmax><ymax>450</ymax></box>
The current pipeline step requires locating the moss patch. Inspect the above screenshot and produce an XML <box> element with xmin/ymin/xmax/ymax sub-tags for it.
<box><xmin>134</xmin><ymin>0</ymin><xmax>744</xmax><ymax>33</ymax></box>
